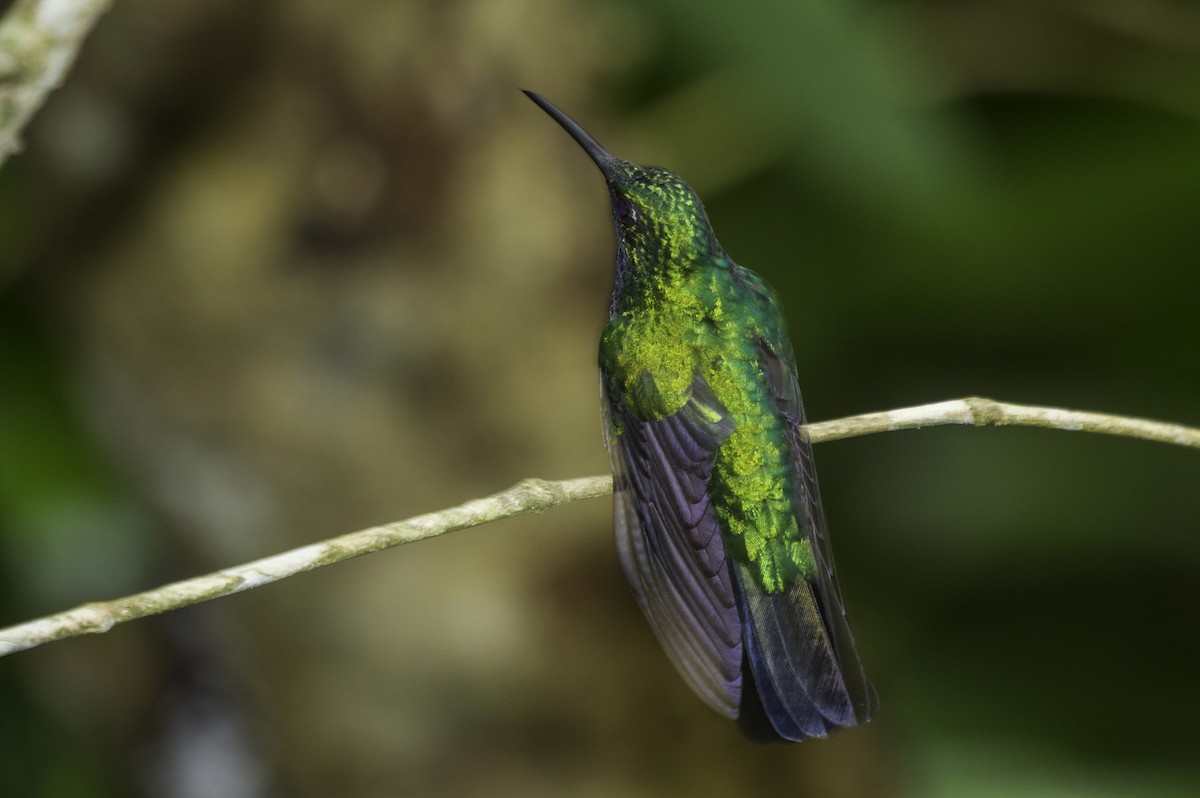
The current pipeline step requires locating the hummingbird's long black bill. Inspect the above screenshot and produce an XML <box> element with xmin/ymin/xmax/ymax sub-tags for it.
<box><xmin>522</xmin><ymin>90</ymin><xmax>624</xmax><ymax>181</ymax></box>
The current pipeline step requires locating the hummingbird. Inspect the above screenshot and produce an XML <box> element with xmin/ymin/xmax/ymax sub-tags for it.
<box><xmin>524</xmin><ymin>90</ymin><xmax>875</xmax><ymax>741</ymax></box>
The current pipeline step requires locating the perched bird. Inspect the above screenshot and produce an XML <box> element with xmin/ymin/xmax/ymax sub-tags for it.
<box><xmin>525</xmin><ymin>90</ymin><xmax>875</xmax><ymax>741</ymax></box>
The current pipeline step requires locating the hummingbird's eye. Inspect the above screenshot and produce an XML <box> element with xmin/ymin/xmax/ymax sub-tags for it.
<box><xmin>615</xmin><ymin>197</ymin><xmax>636</xmax><ymax>221</ymax></box>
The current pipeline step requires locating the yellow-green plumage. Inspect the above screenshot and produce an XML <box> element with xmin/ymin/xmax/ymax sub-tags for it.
<box><xmin>525</xmin><ymin>90</ymin><xmax>874</xmax><ymax>741</ymax></box>
<box><xmin>598</xmin><ymin>209</ymin><xmax>815</xmax><ymax>594</ymax></box>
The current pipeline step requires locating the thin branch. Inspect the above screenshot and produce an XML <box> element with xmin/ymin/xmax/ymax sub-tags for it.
<box><xmin>0</xmin><ymin>0</ymin><xmax>112</xmax><ymax>166</ymax></box>
<box><xmin>803</xmin><ymin>396</ymin><xmax>1200</xmax><ymax>448</ymax></box>
<box><xmin>0</xmin><ymin>476</ymin><xmax>613</xmax><ymax>657</ymax></box>
<box><xmin>1</xmin><ymin>396</ymin><xmax>1195</xmax><ymax>657</ymax></box>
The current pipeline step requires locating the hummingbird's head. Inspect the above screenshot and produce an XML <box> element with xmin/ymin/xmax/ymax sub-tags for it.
<box><xmin>524</xmin><ymin>90</ymin><xmax>718</xmax><ymax>270</ymax></box>
<box><xmin>606</xmin><ymin>166</ymin><xmax>716</xmax><ymax>269</ymax></box>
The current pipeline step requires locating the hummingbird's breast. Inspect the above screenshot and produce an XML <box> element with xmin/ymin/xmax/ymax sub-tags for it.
<box><xmin>600</xmin><ymin>265</ymin><xmax>814</xmax><ymax>593</ymax></box>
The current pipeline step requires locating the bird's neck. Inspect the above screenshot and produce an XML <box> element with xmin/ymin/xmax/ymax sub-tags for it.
<box><xmin>610</xmin><ymin>233</ymin><xmax>722</xmax><ymax>318</ymax></box>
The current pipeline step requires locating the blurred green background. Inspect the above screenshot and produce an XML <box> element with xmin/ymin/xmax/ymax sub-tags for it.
<box><xmin>2</xmin><ymin>1</ymin><xmax>1198</xmax><ymax>796</ymax></box>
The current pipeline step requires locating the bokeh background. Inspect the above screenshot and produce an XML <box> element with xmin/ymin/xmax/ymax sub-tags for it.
<box><xmin>2</xmin><ymin>1</ymin><xmax>1199</xmax><ymax>796</ymax></box>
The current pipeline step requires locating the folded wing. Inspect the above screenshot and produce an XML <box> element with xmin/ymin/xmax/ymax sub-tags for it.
<box><xmin>738</xmin><ymin>339</ymin><xmax>876</xmax><ymax>739</ymax></box>
<box><xmin>605</xmin><ymin>377</ymin><xmax>743</xmax><ymax>716</ymax></box>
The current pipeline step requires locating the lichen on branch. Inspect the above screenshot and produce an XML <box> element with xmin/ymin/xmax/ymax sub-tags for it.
<box><xmin>0</xmin><ymin>0</ymin><xmax>112</xmax><ymax>165</ymax></box>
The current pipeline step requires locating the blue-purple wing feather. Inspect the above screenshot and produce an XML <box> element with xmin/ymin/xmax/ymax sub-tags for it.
<box><xmin>605</xmin><ymin>378</ymin><xmax>744</xmax><ymax>716</ymax></box>
<box><xmin>603</xmin><ymin>344</ymin><xmax>874</xmax><ymax>739</ymax></box>
<box><xmin>739</xmin><ymin>340</ymin><xmax>876</xmax><ymax>738</ymax></box>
